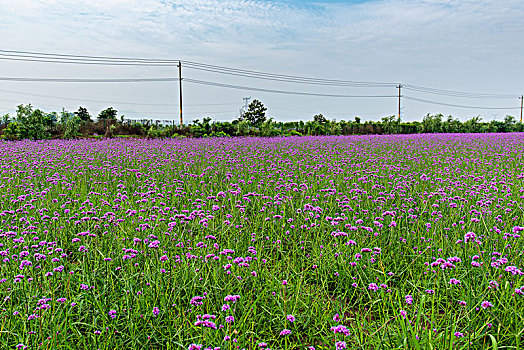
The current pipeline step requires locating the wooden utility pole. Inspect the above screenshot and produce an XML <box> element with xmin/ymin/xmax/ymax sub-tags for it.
<box><xmin>178</xmin><ymin>61</ymin><xmax>183</xmax><ymax>126</ymax></box>
<box><xmin>397</xmin><ymin>84</ymin><xmax>402</xmax><ymax>122</ymax></box>
<box><xmin>520</xmin><ymin>95</ymin><xmax>524</xmax><ymax>124</ymax></box>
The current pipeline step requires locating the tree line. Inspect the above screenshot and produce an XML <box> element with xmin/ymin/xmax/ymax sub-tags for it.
<box><xmin>1</xmin><ymin>99</ymin><xmax>523</xmax><ymax>141</ymax></box>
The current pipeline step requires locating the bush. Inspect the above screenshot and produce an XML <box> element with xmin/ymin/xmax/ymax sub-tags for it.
<box><xmin>1</xmin><ymin>122</ymin><xmax>19</xmax><ymax>140</ymax></box>
<box><xmin>64</xmin><ymin>115</ymin><xmax>82</xmax><ymax>139</ymax></box>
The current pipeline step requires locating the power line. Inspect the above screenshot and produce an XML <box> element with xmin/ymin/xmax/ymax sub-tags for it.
<box><xmin>0</xmin><ymin>50</ymin><xmax>177</xmax><ymax>63</ymax></box>
<box><xmin>0</xmin><ymin>77</ymin><xmax>177</xmax><ymax>83</ymax></box>
<box><xmin>0</xmin><ymin>88</ymin><xmax>239</xmax><ymax>107</ymax></box>
<box><xmin>403</xmin><ymin>84</ymin><xmax>516</xmax><ymax>99</ymax></box>
<box><xmin>0</xmin><ymin>49</ymin><xmax>520</xmax><ymax>101</ymax></box>
<box><xmin>0</xmin><ymin>49</ymin><xmax>521</xmax><ymax>110</ymax></box>
<box><xmin>182</xmin><ymin>61</ymin><xmax>397</xmax><ymax>88</ymax></box>
<box><xmin>0</xmin><ymin>50</ymin><xmax>398</xmax><ymax>87</ymax></box>
<box><xmin>403</xmin><ymin>95</ymin><xmax>520</xmax><ymax>110</ymax></box>
<box><xmin>184</xmin><ymin>78</ymin><xmax>397</xmax><ymax>98</ymax></box>
<box><xmin>0</xmin><ymin>57</ymin><xmax>175</xmax><ymax>66</ymax></box>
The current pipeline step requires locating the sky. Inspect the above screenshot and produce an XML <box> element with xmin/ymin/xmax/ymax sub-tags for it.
<box><xmin>0</xmin><ymin>0</ymin><xmax>523</xmax><ymax>123</ymax></box>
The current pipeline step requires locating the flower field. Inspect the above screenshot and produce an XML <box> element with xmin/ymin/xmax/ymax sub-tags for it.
<box><xmin>0</xmin><ymin>134</ymin><xmax>523</xmax><ymax>349</ymax></box>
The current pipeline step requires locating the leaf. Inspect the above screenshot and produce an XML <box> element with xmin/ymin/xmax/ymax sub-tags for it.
<box><xmin>488</xmin><ymin>334</ymin><xmax>498</xmax><ymax>350</ymax></box>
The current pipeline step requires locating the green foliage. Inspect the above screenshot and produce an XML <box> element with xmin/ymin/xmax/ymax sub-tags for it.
<box><xmin>236</xmin><ymin>120</ymin><xmax>250</xmax><ymax>136</ymax></box>
<box><xmin>210</xmin><ymin>131</ymin><xmax>228</xmax><ymax>138</ymax></box>
<box><xmin>503</xmin><ymin>115</ymin><xmax>517</xmax><ymax>132</ymax></box>
<box><xmin>1</xmin><ymin>113</ymin><xmax>10</xmax><ymax>125</ymax></box>
<box><xmin>2</xmin><ymin>102</ymin><xmax>524</xmax><ymax>140</ymax></box>
<box><xmin>75</xmin><ymin>106</ymin><xmax>92</xmax><ymax>122</ymax></box>
<box><xmin>259</xmin><ymin>117</ymin><xmax>280</xmax><ymax>137</ymax></box>
<box><xmin>147</xmin><ymin>125</ymin><xmax>162</xmax><ymax>138</ymax></box>
<box><xmin>243</xmin><ymin>99</ymin><xmax>267</xmax><ymax>127</ymax></box>
<box><xmin>104</xmin><ymin>124</ymin><xmax>117</xmax><ymax>138</ymax></box>
<box><xmin>98</xmin><ymin>107</ymin><xmax>118</xmax><ymax>121</ymax></box>
<box><xmin>59</xmin><ymin>108</ymin><xmax>74</xmax><ymax>125</ymax></box>
<box><xmin>422</xmin><ymin>113</ymin><xmax>443</xmax><ymax>133</ymax></box>
<box><xmin>64</xmin><ymin>115</ymin><xmax>82</xmax><ymax>139</ymax></box>
<box><xmin>15</xmin><ymin>104</ymin><xmax>52</xmax><ymax>140</ymax></box>
<box><xmin>463</xmin><ymin>115</ymin><xmax>483</xmax><ymax>133</ymax></box>
<box><xmin>313</xmin><ymin>113</ymin><xmax>328</xmax><ymax>124</ymax></box>
<box><xmin>189</xmin><ymin>117</ymin><xmax>212</xmax><ymax>137</ymax></box>
<box><xmin>1</xmin><ymin>122</ymin><xmax>19</xmax><ymax>140</ymax></box>
<box><xmin>381</xmin><ymin>115</ymin><xmax>399</xmax><ymax>134</ymax></box>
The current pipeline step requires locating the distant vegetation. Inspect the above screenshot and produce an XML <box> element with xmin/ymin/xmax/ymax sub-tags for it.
<box><xmin>1</xmin><ymin>99</ymin><xmax>523</xmax><ymax>141</ymax></box>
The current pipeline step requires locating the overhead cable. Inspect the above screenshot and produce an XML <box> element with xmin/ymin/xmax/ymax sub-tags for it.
<box><xmin>403</xmin><ymin>84</ymin><xmax>516</xmax><ymax>99</ymax></box>
<box><xmin>403</xmin><ymin>95</ymin><xmax>520</xmax><ymax>110</ymax></box>
<box><xmin>184</xmin><ymin>78</ymin><xmax>397</xmax><ymax>98</ymax></box>
<box><xmin>0</xmin><ymin>77</ymin><xmax>177</xmax><ymax>82</ymax></box>
<box><xmin>0</xmin><ymin>88</ymin><xmax>238</xmax><ymax>107</ymax></box>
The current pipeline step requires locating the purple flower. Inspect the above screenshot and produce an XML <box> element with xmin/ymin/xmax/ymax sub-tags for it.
<box><xmin>279</xmin><ymin>329</ymin><xmax>291</xmax><ymax>336</ymax></box>
<box><xmin>330</xmin><ymin>325</ymin><xmax>351</xmax><ymax>336</ymax></box>
<box><xmin>190</xmin><ymin>296</ymin><xmax>204</xmax><ymax>306</ymax></box>
<box><xmin>335</xmin><ymin>341</ymin><xmax>347</xmax><ymax>350</ymax></box>
<box><xmin>481</xmin><ymin>300</ymin><xmax>493</xmax><ymax>309</ymax></box>
<box><xmin>405</xmin><ymin>295</ymin><xmax>413</xmax><ymax>305</ymax></box>
<box><xmin>368</xmin><ymin>283</ymin><xmax>379</xmax><ymax>291</ymax></box>
<box><xmin>286</xmin><ymin>314</ymin><xmax>295</xmax><ymax>323</ymax></box>
<box><xmin>224</xmin><ymin>295</ymin><xmax>241</xmax><ymax>302</ymax></box>
<box><xmin>153</xmin><ymin>307</ymin><xmax>160</xmax><ymax>316</ymax></box>
<box><xmin>108</xmin><ymin>310</ymin><xmax>117</xmax><ymax>319</ymax></box>
<box><xmin>188</xmin><ymin>345</ymin><xmax>202</xmax><ymax>350</ymax></box>
<box><xmin>454</xmin><ymin>332</ymin><xmax>464</xmax><ymax>338</ymax></box>
<box><xmin>225</xmin><ymin>316</ymin><xmax>234</xmax><ymax>323</ymax></box>
<box><xmin>449</xmin><ymin>278</ymin><xmax>461</xmax><ymax>285</ymax></box>
<box><xmin>333</xmin><ymin>313</ymin><xmax>340</xmax><ymax>322</ymax></box>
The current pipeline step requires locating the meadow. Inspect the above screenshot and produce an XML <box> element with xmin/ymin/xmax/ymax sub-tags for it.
<box><xmin>0</xmin><ymin>134</ymin><xmax>523</xmax><ymax>349</ymax></box>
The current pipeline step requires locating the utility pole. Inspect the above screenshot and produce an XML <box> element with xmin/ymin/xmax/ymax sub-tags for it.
<box><xmin>397</xmin><ymin>84</ymin><xmax>403</xmax><ymax>122</ymax></box>
<box><xmin>178</xmin><ymin>61</ymin><xmax>183</xmax><ymax>126</ymax></box>
<box><xmin>520</xmin><ymin>95</ymin><xmax>524</xmax><ymax>124</ymax></box>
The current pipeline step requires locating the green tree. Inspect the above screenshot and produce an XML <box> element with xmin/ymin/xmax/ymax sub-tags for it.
<box><xmin>260</xmin><ymin>117</ymin><xmax>280</xmax><ymax>137</ymax></box>
<box><xmin>422</xmin><ymin>114</ymin><xmax>443</xmax><ymax>133</ymax></box>
<box><xmin>60</xmin><ymin>108</ymin><xmax>74</xmax><ymax>125</ymax></box>
<box><xmin>442</xmin><ymin>115</ymin><xmax>463</xmax><ymax>133</ymax></box>
<box><xmin>503</xmin><ymin>115</ymin><xmax>516</xmax><ymax>132</ymax></box>
<box><xmin>2</xmin><ymin>122</ymin><xmax>19</xmax><ymax>140</ymax></box>
<box><xmin>381</xmin><ymin>115</ymin><xmax>398</xmax><ymax>134</ymax></box>
<box><xmin>1</xmin><ymin>113</ymin><xmax>10</xmax><ymax>125</ymax></box>
<box><xmin>64</xmin><ymin>115</ymin><xmax>82</xmax><ymax>139</ymax></box>
<box><xmin>243</xmin><ymin>99</ymin><xmax>267</xmax><ymax>127</ymax></box>
<box><xmin>75</xmin><ymin>106</ymin><xmax>92</xmax><ymax>122</ymax></box>
<box><xmin>236</xmin><ymin>120</ymin><xmax>250</xmax><ymax>136</ymax></box>
<box><xmin>464</xmin><ymin>115</ymin><xmax>483</xmax><ymax>133</ymax></box>
<box><xmin>313</xmin><ymin>113</ymin><xmax>328</xmax><ymax>124</ymax></box>
<box><xmin>16</xmin><ymin>104</ymin><xmax>50</xmax><ymax>140</ymax></box>
<box><xmin>98</xmin><ymin>107</ymin><xmax>118</xmax><ymax>121</ymax></box>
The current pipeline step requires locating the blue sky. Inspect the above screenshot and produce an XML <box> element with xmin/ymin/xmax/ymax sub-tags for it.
<box><xmin>0</xmin><ymin>0</ymin><xmax>522</xmax><ymax>123</ymax></box>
